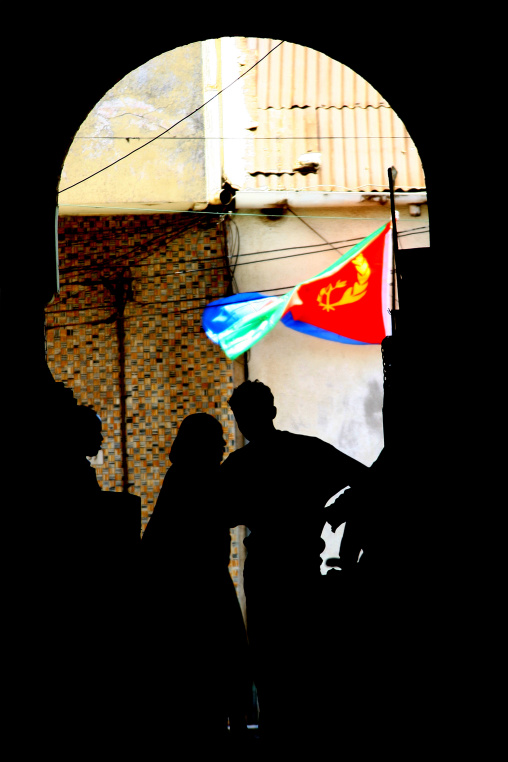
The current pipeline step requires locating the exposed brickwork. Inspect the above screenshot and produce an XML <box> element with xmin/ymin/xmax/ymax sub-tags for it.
<box><xmin>45</xmin><ymin>213</ymin><xmax>244</xmax><ymax>586</ymax></box>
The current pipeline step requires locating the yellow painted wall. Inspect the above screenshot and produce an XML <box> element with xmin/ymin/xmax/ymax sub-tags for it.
<box><xmin>59</xmin><ymin>42</ymin><xmax>210</xmax><ymax>214</ymax></box>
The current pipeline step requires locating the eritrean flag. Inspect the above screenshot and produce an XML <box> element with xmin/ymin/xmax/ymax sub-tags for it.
<box><xmin>202</xmin><ymin>221</ymin><xmax>393</xmax><ymax>360</ymax></box>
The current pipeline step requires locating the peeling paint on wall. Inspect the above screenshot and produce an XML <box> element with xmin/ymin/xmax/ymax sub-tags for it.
<box><xmin>60</xmin><ymin>42</ymin><xmax>208</xmax><ymax>211</ymax></box>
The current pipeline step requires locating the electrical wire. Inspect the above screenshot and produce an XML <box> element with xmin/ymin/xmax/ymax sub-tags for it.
<box><xmin>58</xmin><ymin>40</ymin><xmax>284</xmax><ymax>195</ymax></box>
<box><xmin>53</xmin><ymin>226</ymin><xmax>429</xmax><ymax>291</ymax></box>
<box><xmin>72</xmin><ymin>134</ymin><xmax>413</xmax><ymax>140</ymax></box>
<box><xmin>46</xmin><ymin>225</ymin><xmax>428</xmax><ymax>330</ymax></box>
<box><xmin>58</xmin><ymin>217</ymin><xmax>203</xmax><ymax>277</ymax></box>
<box><xmin>57</xmin><ymin>216</ymin><xmax>197</xmax><ymax>245</ymax></box>
<box><xmin>160</xmin><ymin>230</ymin><xmax>425</xmax><ymax>278</ymax></box>
<box><xmin>47</xmin><ymin>202</ymin><xmax>428</xmax><ymax>332</ymax></box>
<box><xmin>223</xmin><ymin>216</ymin><xmax>240</xmax><ymax>293</ymax></box>
<box><xmin>57</xmin><ymin>223</ymin><xmax>428</xmax><ymax>275</ymax></box>
<box><xmin>162</xmin><ymin>225</ymin><xmax>429</xmax><ymax>268</ymax></box>
<box><xmin>58</xmin><ymin>203</ymin><xmax>425</xmax><ymax>220</ymax></box>
<box><xmin>286</xmin><ymin>205</ymin><xmax>344</xmax><ymax>253</ymax></box>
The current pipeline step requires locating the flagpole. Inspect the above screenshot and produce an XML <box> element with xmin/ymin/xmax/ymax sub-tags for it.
<box><xmin>383</xmin><ymin>167</ymin><xmax>401</xmax><ymax>453</ymax></box>
<box><xmin>388</xmin><ymin>167</ymin><xmax>399</xmax><ymax>335</ymax></box>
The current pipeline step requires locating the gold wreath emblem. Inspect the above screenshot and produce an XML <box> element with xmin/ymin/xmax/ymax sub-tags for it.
<box><xmin>317</xmin><ymin>253</ymin><xmax>371</xmax><ymax>312</ymax></box>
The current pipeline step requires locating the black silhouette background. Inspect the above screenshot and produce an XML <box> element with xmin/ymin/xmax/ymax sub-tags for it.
<box><xmin>2</xmin><ymin>17</ymin><xmax>469</xmax><ymax>761</ymax></box>
<box><xmin>11</xmin><ymin>384</ymin><xmax>141</xmax><ymax>756</ymax></box>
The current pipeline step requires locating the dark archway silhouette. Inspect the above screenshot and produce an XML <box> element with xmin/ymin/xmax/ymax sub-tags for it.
<box><xmin>4</xmin><ymin>17</ymin><xmax>463</xmax><ymax>759</ymax></box>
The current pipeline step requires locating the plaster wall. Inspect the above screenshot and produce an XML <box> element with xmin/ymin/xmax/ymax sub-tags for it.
<box><xmin>232</xmin><ymin>201</ymin><xmax>430</xmax><ymax>467</ymax></box>
<box><xmin>59</xmin><ymin>42</ymin><xmax>209</xmax><ymax>214</ymax></box>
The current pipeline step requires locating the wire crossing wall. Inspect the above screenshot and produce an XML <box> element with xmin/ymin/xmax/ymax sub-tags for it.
<box><xmin>45</xmin><ymin>213</ymin><xmax>244</xmax><ymax>587</ymax></box>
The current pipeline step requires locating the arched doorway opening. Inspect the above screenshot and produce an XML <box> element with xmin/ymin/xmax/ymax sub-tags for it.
<box><xmin>46</xmin><ymin>35</ymin><xmax>429</xmax><ymax>739</ymax></box>
<box><xmin>48</xmin><ymin>34</ymin><xmax>428</xmax><ymax>539</ymax></box>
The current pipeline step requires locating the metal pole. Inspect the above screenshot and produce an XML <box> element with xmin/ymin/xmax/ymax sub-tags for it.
<box><xmin>116</xmin><ymin>312</ymin><xmax>129</xmax><ymax>493</ymax></box>
<box><xmin>388</xmin><ymin>167</ymin><xmax>399</xmax><ymax>334</ymax></box>
<box><xmin>103</xmin><ymin>269</ymin><xmax>132</xmax><ymax>493</ymax></box>
<box><xmin>382</xmin><ymin>167</ymin><xmax>401</xmax><ymax>452</ymax></box>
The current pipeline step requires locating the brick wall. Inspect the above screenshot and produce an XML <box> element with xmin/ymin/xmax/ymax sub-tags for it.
<box><xmin>45</xmin><ymin>213</ymin><xmax>245</xmax><ymax>591</ymax></box>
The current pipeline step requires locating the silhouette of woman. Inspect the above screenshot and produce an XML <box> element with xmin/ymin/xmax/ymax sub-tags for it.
<box><xmin>141</xmin><ymin>413</ymin><xmax>251</xmax><ymax>750</ymax></box>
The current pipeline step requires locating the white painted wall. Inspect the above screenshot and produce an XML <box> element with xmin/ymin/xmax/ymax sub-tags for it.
<box><xmin>231</xmin><ymin>201</ymin><xmax>430</xmax><ymax>467</ymax></box>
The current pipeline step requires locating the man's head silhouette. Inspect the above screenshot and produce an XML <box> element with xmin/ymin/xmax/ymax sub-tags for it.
<box><xmin>228</xmin><ymin>380</ymin><xmax>277</xmax><ymax>442</ymax></box>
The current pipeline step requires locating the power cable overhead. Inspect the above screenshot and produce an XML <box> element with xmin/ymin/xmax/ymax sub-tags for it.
<box><xmin>58</xmin><ymin>40</ymin><xmax>284</xmax><ymax>194</ymax></box>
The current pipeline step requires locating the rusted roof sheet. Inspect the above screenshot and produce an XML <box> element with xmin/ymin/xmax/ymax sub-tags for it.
<box><xmin>241</xmin><ymin>38</ymin><xmax>425</xmax><ymax>192</ymax></box>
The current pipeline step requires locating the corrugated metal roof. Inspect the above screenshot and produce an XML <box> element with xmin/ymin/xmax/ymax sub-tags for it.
<box><xmin>240</xmin><ymin>38</ymin><xmax>425</xmax><ymax>192</ymax></box>
<box><xmin>251</xmin><ymin>37</ymin><xmax>389</xmax><ymax>109</ymax></box>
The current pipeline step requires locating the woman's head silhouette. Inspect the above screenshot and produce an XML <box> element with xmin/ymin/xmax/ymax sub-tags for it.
<box><xmin>169</xmin><ymin>412</ymin><xmax>226</xmax><ymax>467</ymax></box>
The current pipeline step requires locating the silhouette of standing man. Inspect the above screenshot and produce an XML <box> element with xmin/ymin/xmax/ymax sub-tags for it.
<box><xmin>221</xmin><ymin>380</ymin><xmax>368</xmax><ymax>748</ymax></box>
